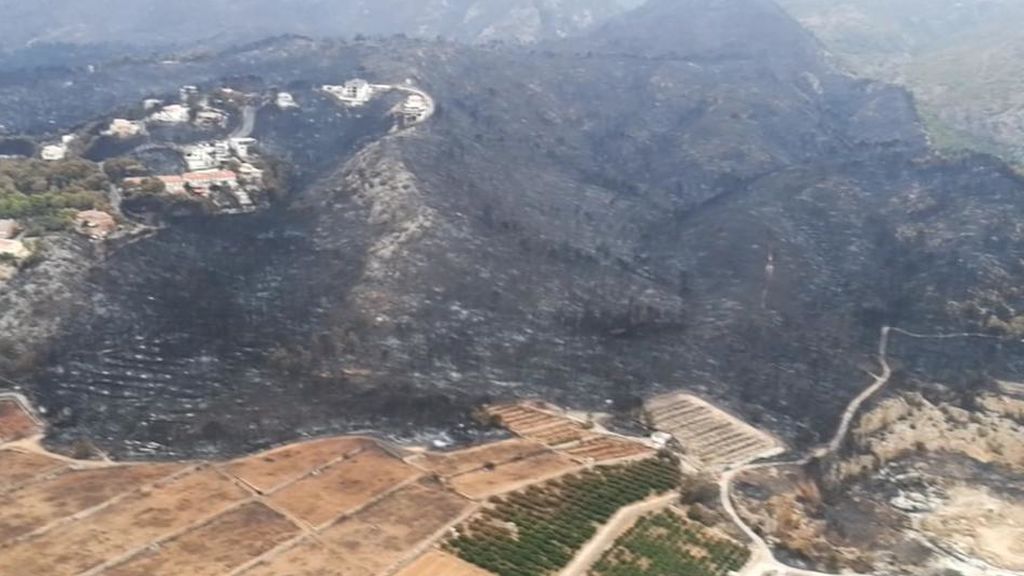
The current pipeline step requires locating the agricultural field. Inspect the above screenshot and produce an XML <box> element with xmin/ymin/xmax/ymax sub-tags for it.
<box><xmin>225</xmin><ymin>436</ymin><xmax>372</xmax><ymax>493</ymax></box>
<box><xmin>589</xmin><ymin>509</ymin><xmax>749</xmax><ymax>576</ymax></box>
<box><xmin>266</xmin><ymin>444</ymin><xmax>420</xmax><ymax>527</ymax></box>
<box><xmin>0</xmin><ymin>462</ymin><xmax>183</xmax><ymax>542</ymax></box>
<box><xmin>0</xmin><ymin>449</ymin><xmax>67</xmax><ymax>492</ymax></box>
<box><xmin>407</xmin><ymin>438</ymin><xmax>551</xmax><ymax>477</ymax></box>
<box><xmin>646</xmin><ymin>393</ymin><xmax>780</xmax><ymax>470</ymax></box>
<box><xmin>102</xmin><ymin>502</ymin><xmax>299</xmax><ymax>576</ymax></box>
<box><xmin>315</xmin><ymin>477</ymin><xmax>472</xmax><ymax>574</ymax></box>
<box><xmin>445</xmin><ymin>454</ymin><xmax>682</xmax><ymax>576</ymax></box>
<box><xmin>449</xmin><ymin>450</ymin><xmax>581</xmax><ymax>499</ymax></box>
<box><xmin>486</xmin><ymin>403</ymin><xmax>654</xmax><ymax>464</ymax></box>
<box><xmin>397</xmin><ymin>550</ymin><xmax>496</xmax><ymax>576</ymax></box>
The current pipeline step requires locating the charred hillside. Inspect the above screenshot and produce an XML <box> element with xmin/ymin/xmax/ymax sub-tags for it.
<box><xmin>2</xmin><ymin>0</ymin><xmax>1024</xmax><ymax>458</ymax></box>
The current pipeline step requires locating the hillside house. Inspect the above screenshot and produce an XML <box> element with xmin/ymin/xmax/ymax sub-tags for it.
<box><xmin>276</xmin><ymin>92</ymin><xmax>298</xmax><ymax>109</ymax></box>
<box><xmin>104</xmin><ymin>119</ymin><xmax>145</xmax><ymax>138</ymax></box>
<box><xmin>40</xmin><ymin>144</ymin><xmax>66</xmax><ymax>161</ymax></box>
<box><xmin>229</xmin><ymin>138</ymin><xmax>256</xmax><ymax>161</ymax></box>
<box><xmin>195</xmin><ymin>109</ymin><xmax>227</xmax><ymax>128</ymax></box>
<box><xmin>402</xmin><ymin>94</ymin><xmax>430</xmax><ymax>123</ymax></box>
<box><xmin>150</xmin><ymin>104</ymin><xmax>190</xmax><ymax>124</ymax></box>
<box><xmin>74</xmin><ymin>210</ymin><xmax>117</xmax><ymax>240</ymax></box>
<box><xmin>324</xmin><ymin>79</ymin><xmax>373</xmax><ymax>105</ymax></box>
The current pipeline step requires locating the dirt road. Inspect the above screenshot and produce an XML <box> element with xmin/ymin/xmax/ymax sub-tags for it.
<box><xmin>559</xmin><ymin>493</ymin><xmax>678</xmax><ymax>576</ymax></box>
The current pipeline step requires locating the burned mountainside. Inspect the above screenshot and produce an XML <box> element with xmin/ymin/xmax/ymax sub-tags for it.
<box><xmin>1</xmin><ymin>0</ymin><xmax>1024</xmax><ymax>459</ymax></box>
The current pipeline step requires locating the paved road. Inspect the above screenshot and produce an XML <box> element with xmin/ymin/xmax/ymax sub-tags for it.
<box><xmin>231</xmin><ymin>105</ymin><xmax>257</xmax><ymax>139</ymax></box>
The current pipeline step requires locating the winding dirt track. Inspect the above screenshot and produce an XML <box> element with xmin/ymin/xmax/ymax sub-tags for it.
<box><xmin>721</xmin><ymin>326</ymin><xmax>1020</xmax><ymax>576</ymax></box>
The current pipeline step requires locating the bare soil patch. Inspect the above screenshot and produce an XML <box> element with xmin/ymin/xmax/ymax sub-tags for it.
<box><xmin>267</xmin><ymin>445</ymin><xmax>419</xmax><ymax>527</ymax></box>
<box><xmin>449</xmin><ymin>450</ymin><xmax>581</xmax><ymax>499</ymax></box>
<box><xmin>0</xmin><ymin>449</ymin><xmax>67</xmax><ymax>493</ymax></box>
<box><xmin>923</xmin><ymin>485</ymin><xmax>1024</xmax><ymax>571</ymax></box>
<box><xmin>317</xmin><ymin>477</ymin><xmax>471</xmax><ymax>573</ymax></box>
<box><xmin>0</xmin><ymin>463</ymin><xmax>182</xmax><ymax>542</ymax></box>
<box><xmin>0</xmin><ymin>400</ymin><xmax>39</xmax><ymax>442</ymax></box>
<box><xmin>396</xmin><ymin>549</ymin><xmax>495</xmax><ymax>576</ymax></box>
<box><xmin>407</xmin><ymin>438</ymin><xmax>551</xmax><ymax>477</ymax></box>
<box><xmin>104</xmin><ymin>501</ymin><xmax>300</xmax><ymax>576</ymax></box>
<box><xmin>239</xmin><ymin>538</ymin><xmax>354</xmax><ymax>576</ymax></box>
<box><xmin>0</xmin><ymin>467</ymin><xmax>248</xmax><ymax>576</ymax></box>
<box><xmin>225</xmin><ymin>437</ymin><xmax>373</xmax><ymax>493</ymax></box>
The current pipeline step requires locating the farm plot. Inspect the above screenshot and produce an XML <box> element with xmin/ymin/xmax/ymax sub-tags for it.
<box><xmin>0</xmin><ymin>462</ymin><xmax>183</xmax><ymax>542</ymax></box>
<box><xmin>0</xmin><ymin>449</ymin><xmax>67</xmax><ymax>492</ymax></box>
<box><xmin>486</xmin><ymin>404</ymin><xmax>654</xmax><ymax>464</ymax></box>
<box><xmin>267</xmin><ymin>444</ymin><xmax>420</xmax><ymax>527</ymax></box>
<box><xmin>103</xmin><ymin>502</ymin><xmax>299</xmax><ymax>576</ymax></box>
<box><xmin>646</xmin><ymin>393</ymin><xmax>779</xmax><ymax>470</ymax></box>
<box><xmin>449</xmin><ymin>450</ymin><xmax>581</xmax><ymax>499</ymax></box>
<box><xmin>407</xmin><ymin>439</ymin><xmax>551</xmax><ymax>478</ymax></box>
<box><xmin>316</xmin><ymin>477</ymin><xmax>472</xmax><ymax>574</ymax></box>
<box><xmin>238</xmin><ymin>538</ymin><xmax>347</xmax><ymax>576</ymax></box>
<box><xmin>397</xmin><ymin>550</ymin><xmax>496</xmax><ymax>576</ymax></box>
<box><xmin>563</xmin><ymin>437</ymin><xmax>654</xmax><ymax>463</ymax></box>
<box><xmin>589</xmin><ymin>509</ymin><xmax>749</xmax><ymax>576</ymax></box>
<box><xmin>0</xmin><ymin>400</ymin><xmax>40</xmax><ymax>442</ymax></box>
<box><xmin>445</xmin><ymin>454</ymin><xmax>682</xmax><ymax>576</ymax></box>
<box><xmin>0</xmin><ymin>467</ymin><xmax>249</xmax><ymax>576</ymax></box>
<box><xmin>224</xmin><ymin>437</ymin><xmax>372</xmax><ymax>493</ymax></box>
<box><xmin>487</xmin><ymin>404</ymin><xmax>591</xmax><ymax>447</ymax></box>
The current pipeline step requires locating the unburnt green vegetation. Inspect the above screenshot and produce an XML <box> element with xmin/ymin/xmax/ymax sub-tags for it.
<box><xmin>0</xmin><ymin>159</ymin><xmax>108</xmax><ymax>233</ymax></box>
<box><xmin>445</xmin><ymin>454</ymin><xmax>681</xmax><ymax>576</ymax></box>
<box><xmin>590</xmin><ymin>510</ymin><xmax>749</xmax><ymax>576</ymax></box>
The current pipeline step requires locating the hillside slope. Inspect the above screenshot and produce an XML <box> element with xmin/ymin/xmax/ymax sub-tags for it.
<box><xmin>0</xmin><ymin>0</ymin><xmax>1022</xmax><ymax>458</ymax></box>
<box><xmin>0</xmin><ymin>0</ymin><xmax>641</xmax><ymax>50</ymax></box>
<box><xmin>778</xmin><ymin>0</ymin><xmax>1024</xmax><ymax>164</ymax></box>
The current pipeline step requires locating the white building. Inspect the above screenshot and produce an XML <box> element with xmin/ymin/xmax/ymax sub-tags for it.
<box><xmin>402</xmin><ymin>94</ymin><xmax>430</xmax><ymax>123</ymax></box>
<box><xmin>194</xmin><ymin>109</ymin><xmax>227</xmax><ymax>128</ymax></box>
<box><xmin>276</xmin><ymin>92</ymin><xmax>298</xmax><ymax>109</ymax></box>
<box><xmin>104</xmin><ymin>118</ymin><xmax>146</xmax><ymax>138</ymax></box>
<box><xmin>150</xmin><ymin>104</ymin><xmax>190</xmax><ymax>124</ymax></box>
<box><xmin>40</xmin><ymin>144</ymin><xmax>67</xmax><ymax>161</ymax></box>
<box><xmin>229</xmin><ymin>138</ymin><xmax>256</xmax><ymax>161</ymax></box>
<box><xmin>323</xmin><ymin>79</ymin><xmax>373</xmax><ymax>106</ymax></box>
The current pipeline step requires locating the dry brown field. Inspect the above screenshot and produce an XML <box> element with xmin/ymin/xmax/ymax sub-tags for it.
<box><xmin>224</xmin><ymin>437</ymin><xmax>372</xmax><ymax>493</ymax></box>
<box><xmin>238</xmin><ymin>538</ymin><xmax>349</xmax><ymax>576</ymax></box>
<box><xmin>449</xmin><ymin>449</ymin><xmax>581</xmax><ymax>499</ymax></box>
<box><xmin>396</xmin><ymin>550</ymin><xmax>495</xmax><ymax>576</ymax></box>
<box><xmin>0</xmin><ymin>450</ymin><xmax>67</xmax><ymax>492</ymax></box>
<box><xmin>0</xmin><ymin>462</ymin><xmax>183</xmax><ymax>542</ymax></box>
<box><xmin>267</xmin><ymin>445</ymin><xmax>420</xmax><ymax>527</ymax></box>
<box><xmin>103</xmin><ymin>502</ymin><xmax>300</xmax><ymax>576</ymax></box>
<box><xmin>0</xmin><ymin>467</ymin><xmax>249</xmax><ymax>576</ymax></box>
<box><xmin>407</xmin><ymin>438</ymin><xmax>550</xmax><ymax>477</ymax></box>
<box><xmin>316</xmin><ymin>477</ymin><xmax>472</xmax><ymax>574</ymax></box>
<box><xmin>563</xmin><ymin>436</ymin><xmax>655</xmax><ymax>463</ymax></box>
<box><xmin>0</xmin><ymin>400</ymin><xmax>40</xmax><ymax>442</ymax></box>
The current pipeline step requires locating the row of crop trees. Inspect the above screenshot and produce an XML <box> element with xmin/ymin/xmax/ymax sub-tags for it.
<box><xmin>590</xmin><ymin>510</ymin><xmax>749</xmax><ymax>576</ymax></box>
<box><xmin>444</xmin><ymin>453</ymin><xmax>681</xmax><ymax>576</ymax></box>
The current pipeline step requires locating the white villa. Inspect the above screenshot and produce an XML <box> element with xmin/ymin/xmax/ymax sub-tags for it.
<box><xmin>402</xmin><ymin>94</ymin><xmax>430</xmax><ymax>123</ymax></box>
<box><xmin>276</xmin><ymin>92</ymin><xmax>298</xmax><ymax>109</ymax></box>
<box><xmin>104</xmin><ymin>119</ymin><xmax>146</xmax><ymax>138</ymax></box>
<box><xmin>323</xmin><ymin>79</ymin><xmax>374</xmax><ymax>105</ymax></box>
<box><xmin>150</xmin><ymin>104</ymin><xmax>190</xmax><ymax>124</ymax></box>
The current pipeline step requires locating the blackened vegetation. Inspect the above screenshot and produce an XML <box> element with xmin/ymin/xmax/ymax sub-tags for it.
<box><xmin>2</xmin><ymin>0</ymin><xmax>1024</xmax><ymax>458</ymax></box>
